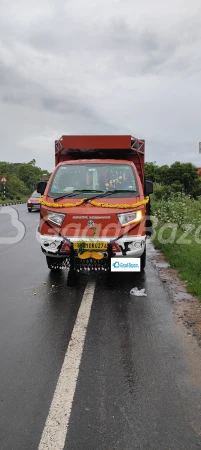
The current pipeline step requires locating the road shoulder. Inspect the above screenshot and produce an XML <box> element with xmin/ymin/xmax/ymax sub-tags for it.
<box><xmin>148</xmin><ymin>238</ymin><xmax>201</xmax><ymax>349</ymax></box>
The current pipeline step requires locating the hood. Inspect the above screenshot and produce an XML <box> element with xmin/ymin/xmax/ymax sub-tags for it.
<box><xmin>40</xmin><ymin>195</ymin><xmax>146</xmax><ymax>238</ymax></box>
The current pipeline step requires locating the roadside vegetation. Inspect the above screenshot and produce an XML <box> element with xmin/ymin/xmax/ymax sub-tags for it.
<box><xmin>0</xmin><ymin>159</ymin><xmax>51</xmax><ymax>203</ymax></box>
<box><xmin>145</xmin><ymin>162</ymin><xmax>201</xmax><ymax>300</ymax></box>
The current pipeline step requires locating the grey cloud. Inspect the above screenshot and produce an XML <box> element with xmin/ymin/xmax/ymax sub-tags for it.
<box><xmin>26</xmin><ymin>13</ymin><xmax>201</xmax><ymax>77</ymax></box>
<box><xmin>42</xmin><ymin>95</ymin><xmax>92</xmax><ymax>115</ymax></box>
<box><xmin>140</xmin><ymin>32</ymin><xmax>160</xmax><ymax>53</ymax></box>
<box><xmin>41</xmin><ymin>95</ymin><xmax>119</xmax><ymax>131</ymax></box>
<box><xmin>146</xmin><ymin>138</ymin><xmax>200</xmax><ymax>167</ymax></box>
<box><xmin>105</xmin><ymin>18</ymin><xmax>201</xmax><ymax>76</ymax></box>
<box><xmin>0</xmin><ymin>62</ymin><xmax>26</xmax><ymax>88</ymax></box>
<box><xmin>0</xmin><ymin>59</ymin><xmax>119</xmax><ymax>133</ymax></box>
<box><xmin>2</xmin><ymin>92</ymin><xmax>27</xmax><ymax>105</ymax></box>
<box><xmin>29</xmin><ymin>32</ymin><xmax>58</xmax><ymax>52</ymax></box>
<box><xmin>0</xmin><ymin>65</ymin><xmax>42</xmax><ymax>108</ymax></box>
<box><xmin>0</xmin><ymin>0</ymin><xmax>201</xmax><ymax>169</ymax></box>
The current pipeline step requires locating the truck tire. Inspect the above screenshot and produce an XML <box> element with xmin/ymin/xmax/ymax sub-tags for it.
<box><xmin>106</xmin><ymin>269</ymin><xmax>115</xmax><ymax>289</ymax></box>
<box><xmin>67</xmin><ymin>268</ymin><xmax>76</xmax><ymax>287</ymax></box>
<box><xmin>140</xmin><ymin>245</ymin><xmax>146</xmax><ymax>272</ymax></box>
<box><xmin>28</xmin><ymin>208</ymin><xmax>32</xmax><ymax>212</ymax></box>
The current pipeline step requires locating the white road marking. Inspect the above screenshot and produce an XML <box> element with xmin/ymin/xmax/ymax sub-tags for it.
<box><xmin>38</xmin><ymin>281</ymin><xmax>96</xmax><ymax>450</ymax></box>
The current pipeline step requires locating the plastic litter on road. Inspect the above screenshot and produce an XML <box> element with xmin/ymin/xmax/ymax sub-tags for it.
<box><xmin>130</xmin><ymin>287</ymin><xmax>147</xmax><ymax>297</ymax></box>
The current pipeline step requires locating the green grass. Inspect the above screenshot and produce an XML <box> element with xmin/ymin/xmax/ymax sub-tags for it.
<box><xmin>0</xmin><ymin>197</ymin><xmax>27</xmax><ymax>204</ymax></box>
<box><xmin>151</xmin><ymin>192</ymin><xmax>201</xmax><ymax>300</ymax></box>
<box><xmin>152</xmin><ymin>227</ymin><xmax>201</xmax><ymax>300</ymax></box>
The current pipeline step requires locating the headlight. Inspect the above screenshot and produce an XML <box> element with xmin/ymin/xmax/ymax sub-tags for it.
<box><xmin>46</xmin><ymin>211</ymin><xmax>65</xmax><ymax>226</ymax></box>
<box><xmin>117</xmin><ymin>210</ymin><xmax>142</xmax><ymax>227</ymax></box>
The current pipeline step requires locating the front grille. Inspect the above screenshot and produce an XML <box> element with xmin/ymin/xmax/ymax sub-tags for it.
<box><xmin>74</xmin><ymin>256</ymin><xmax>109</xmax><ymax>272</ymax></box>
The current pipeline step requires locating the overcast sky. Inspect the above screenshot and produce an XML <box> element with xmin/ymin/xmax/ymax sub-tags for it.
<box><xmin>0</xmin><ymin>0</ymin><xmax>201</xmax><ymax>171</ymax></box>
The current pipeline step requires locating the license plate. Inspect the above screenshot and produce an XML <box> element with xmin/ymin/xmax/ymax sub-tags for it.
<box><xmin>73</xmin><ymin>241</ymin><xmax>108</xmax><ymax>251</ymax></box>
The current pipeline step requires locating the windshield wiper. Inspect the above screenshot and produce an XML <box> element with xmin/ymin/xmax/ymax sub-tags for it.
<box><xmin>53</xmin><ymin>189</ymin><xmax>136</xmax><ymax>202</ymax></box>
<box><xmin>88</xmin><ymin>189</ymin><xmax>136</xmax><ymax>201</ymax></box>
<box><xmin>53</xmin><ymin>190</ymin><xmax>105</xmax><ymax>202</ymax></box>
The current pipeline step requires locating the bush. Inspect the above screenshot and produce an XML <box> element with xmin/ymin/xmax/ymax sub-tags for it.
<box><xmin>152</xmin><ymin>184</ymin><xmax>171</xmax><ymax>201</ymax></box>
<box><xmin>152</xmin><ymin>192</ymin><xmax>201</xmax><ymax>229</ymax></box>
<box><xmin>16</xmin><ymin>195</ymin><xmax>21</xmax><ymax>200</ymax></box>
<box><xmin>152</xmin><ymin>183</ymin><xmax>184</xmax><ymax>202</ymax></box>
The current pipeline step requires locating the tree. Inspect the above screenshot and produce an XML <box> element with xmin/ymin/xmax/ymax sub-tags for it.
<box><xmin>6</xmin><ymin>175</ymin><xmax>29</xmax><ymax>197</ymax></box>
<box><xmin>28</xmin><ymin>159</ymin><xmax>36</xmax><ymax>166</ymax></box>
<box><xmin>0</xmin><ymin>162</ymin><xmax>9</xmax><ymax>177</ymax></box>
<box><xmin>145</xmin><ymin>162</ymin><xmax>160</xmax><ymax>182</ymax></box>
<box><xmin>146</xmin><ymin>161</ymin><xmax>201</xmax><ymax>199</ymax></box>
<box><xmin>157</xmin><ymin>165</ymin><xmax>170</xmax><ymax>185</ymax></box>
<box><xmin>17</xmin><ymin>164</ymin><xmax>45</xmax><ymax>192</ymax></box>
<box><xmin>0</xmin><ymin>160</ymin><xmax>51</xmax><ymax>198</ymax></box>
<box><xmin>167</xmin><ymin>162</ymin><xmax>200</xmax><ymax>197</ymax></box>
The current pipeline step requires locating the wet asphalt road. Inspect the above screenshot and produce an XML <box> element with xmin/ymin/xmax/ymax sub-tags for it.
<box><xmin>1</xmin><ymin>205</ymin><xmax>201</xmax><ymax>450</ymax></box>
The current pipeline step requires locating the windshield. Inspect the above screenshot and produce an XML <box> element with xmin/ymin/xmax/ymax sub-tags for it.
<box><xmin>48</xmin><ymin>163</ymin><xmax>138</xmax><ymax>197</ymax></box>
<box><xmin>31</xmin><ymin>190</ymin><xmax>41</xmax><ymax>198</ymax></box>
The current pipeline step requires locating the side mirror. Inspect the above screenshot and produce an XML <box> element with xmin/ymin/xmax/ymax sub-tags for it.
<box><xmin>37</xmin><ymin>180</ymin><xmax>47</xmax><ymax>195</ymax></box>
<box><xmin>144</xmin><ymin>180</ymin><xmax>153</xmax><ymax>196</ymax></box>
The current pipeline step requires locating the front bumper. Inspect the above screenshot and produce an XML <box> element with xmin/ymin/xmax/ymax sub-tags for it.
<box><xmin>27</xmin><ymin>203</ymin><xmax>40</xmax><ymax>209</ymax></box>
<box><xmin>39</xmin><ymin>234</ymin><xmax>146</xmax><ymax>258</ymax></box>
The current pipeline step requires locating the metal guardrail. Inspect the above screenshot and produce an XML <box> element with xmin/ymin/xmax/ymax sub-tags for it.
<box><xmin>0</xmin><ymin>202</ymin><xmax>26</xmax><ymax>207</ymax></box>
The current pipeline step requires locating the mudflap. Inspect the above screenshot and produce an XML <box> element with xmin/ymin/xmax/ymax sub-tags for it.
<box><xmin>67</xmin><ymin>243</ymin><xmax>76</xmax><ymax>287</ymax></box>
<box><xmin>46</xmin><ymin>256</ymin><xmax>69</xmax><ymax>270</ymax></box>
<box><xmin>67</xmin><ymin>268</ymin><xmax>76</xmax><ymax>287</ymax></box>
<box><xmin>106</xmin><ymin>244</ymin><xmax>115</xmax><ymax>289</ymax></box>
<box><xmin>146</xmin><ymin>198</ymin><xmax>153</xmax><ymax>236</ymax></box>
<box><xmin>106</xmin><ymin>271</ymin><xmax>115</xmax><ymax>289</ymax></box>
<box><xmin>140</xmin><ymin>245</ymin><xmax>146</xmax><ymax>272</ymax></box>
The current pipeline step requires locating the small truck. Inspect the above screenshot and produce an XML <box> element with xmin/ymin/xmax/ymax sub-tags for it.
<box><xmin>37</xmin><ymin>135</ymin><xmax>153</xmax><ymax>286</ymax></box>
